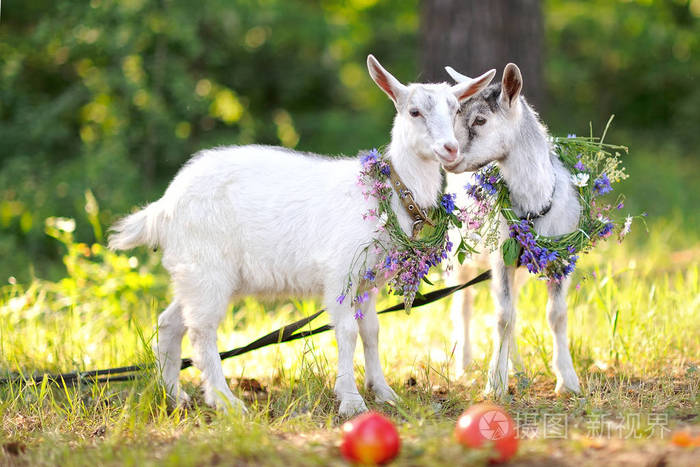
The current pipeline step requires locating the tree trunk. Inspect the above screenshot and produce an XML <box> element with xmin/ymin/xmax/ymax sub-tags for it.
<box><xmin>421</xmin><ymin>0</ymin><xmax>545</xmax><ymax>112</ymax></box>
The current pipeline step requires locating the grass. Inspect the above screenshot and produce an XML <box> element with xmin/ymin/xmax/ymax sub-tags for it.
<box><xmin>1</xmin><ymin>217</ymin><xmax>699</xmax><ymax>466</ymax></box>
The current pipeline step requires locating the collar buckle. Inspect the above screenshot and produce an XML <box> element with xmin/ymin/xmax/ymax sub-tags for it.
<box><xmin>387</xmin><ymin>161</ymin><xmax>435</xmax><ymax>238</ymax></box>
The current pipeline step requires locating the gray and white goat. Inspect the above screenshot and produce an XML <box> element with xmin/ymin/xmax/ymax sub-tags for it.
<box><xmin>445</xmin><ymin>63</ymin><xmax>582</xmax><ymax>397</ymax></box>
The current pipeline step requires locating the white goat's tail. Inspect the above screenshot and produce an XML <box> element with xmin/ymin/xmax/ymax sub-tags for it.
<box><xmin>108</xmin><ymin>202</ymin><xmax>163</xmax><ymax>251</ymax></box>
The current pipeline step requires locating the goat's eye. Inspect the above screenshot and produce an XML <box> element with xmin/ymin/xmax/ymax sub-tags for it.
<box><xmin>409</xmin><ymin>109</ymin><xmax>421</xmax><ymax>118</ymax></box>
<box><xmin>473</xmin><ymin>116</ymin><xmax>487</xmax><ymax>126</ymax></box>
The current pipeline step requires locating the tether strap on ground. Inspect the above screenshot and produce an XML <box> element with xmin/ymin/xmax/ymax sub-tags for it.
<box><xmin>0</xmin><ymin>270</ymin><xmax>491</xmax><ymax>385</ymax></box>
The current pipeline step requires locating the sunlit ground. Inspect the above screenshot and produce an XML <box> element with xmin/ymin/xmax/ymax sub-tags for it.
<box><xmin>1</xmin><ymin>218</ymin><xmax>698</xmax><ymax>465</ymax></box>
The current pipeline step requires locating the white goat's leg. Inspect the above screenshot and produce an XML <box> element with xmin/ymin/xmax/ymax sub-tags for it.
<box><xmin>329</xmin><ymin>300</ymin><xmax>367</xmax><ymax>416</ymax></box>
<box><xmin>180</xmin><ymin>280</ymin><xmax>246</xmax><ymax>412</ymax></box>
<box><xmin>188</xmin><ymin>324</ymin><xmax>246</xmax><ymax>411</ymax></box>
<box><xmin>450</xmin><ymin>262</ymin><xmax>476</xmax><ymax>374</ymax></box>
<box><xmin>357</xmin><ymin>293</ymin><xmax>398</xmax><ymax>404</ymax></box>
<box><xmin>485</xmin><ymin>256</ymin><xmax>517</xmax><ymax>398</ymax></box>
<box><xmin>546</xmin><ymin>277</ymin><xmax>581</xmax><ymax>394</ymax></box>
<box><xmin>154</xmin><ymin>300</ymin><xmax>189</xmax><ymax>405</ymax></box>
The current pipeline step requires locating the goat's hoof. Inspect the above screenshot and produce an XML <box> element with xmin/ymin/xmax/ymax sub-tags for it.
<box><xmin>555</xmin><ymin>380</ymin><xmax>582</xmax><ymax>396</ymax></box>
<box><xmin>455</xmin><ymin>361</ymin><xmax>476</xmax><ymax>379</ymax></box>
<box><xmin>220</xmin><ymin>398</ymin><xmax>249</xmax><ymax>414</ymax></box>
<box><xmin>175</xmin><ymin>390</ymin><xmax>192</xmax><ymax>407</ymax></box>
<box><xmin>483</xmin><ymin>383</ymin><xmax>508</xmax><ymax>400</ymax></box>
<box><xmin>370</xmin><ymin>383</ymin><xmax>399</xmax><ymax>404</ymax></box>
<box><xmin>206</xmin><ymin>391</ymin><xmax>248</xmax><ymax>414</ymax></box>
<box><xmin>456</xmin><ymin>352</ymin><xmax>472</xmax><ymax>375</ymax></box>
<box><xmin>165</xmin><ymin>385</ymin><xmax>191</xmax><ymax>409</ymax></box>
<box><xmin>338</xmin><ymin>395</ymin><xmax>368</xmax><ymax>417</ymax></box>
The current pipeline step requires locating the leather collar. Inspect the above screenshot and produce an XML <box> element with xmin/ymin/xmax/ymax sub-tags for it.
<box><xmin>387</xmin><ymin>160</ymin><xmax>435</xmax><ymax>238</ymax></box>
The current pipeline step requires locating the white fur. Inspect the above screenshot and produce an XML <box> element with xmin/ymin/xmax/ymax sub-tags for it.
<box><xmin>444</xmin><ymin>63</ymin><xmax>582</xmax><ymax>397</ymax></box>
<box><xmin>109</xmin><ymin>56</ymin><xmax>495</xmax><ymax>415</ymax></box>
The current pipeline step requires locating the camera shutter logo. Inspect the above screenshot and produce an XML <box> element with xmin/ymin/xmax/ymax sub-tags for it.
<box><xmin>478</xmin><ymin>410</ymin><xmax>511</xmax><ymax>440</ymax></box>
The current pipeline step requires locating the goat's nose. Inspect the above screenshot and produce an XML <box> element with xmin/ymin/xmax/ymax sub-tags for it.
<box><xmin>443</xmin><ymin>142</ymin><xmax>458</xmax><ymax>160</ymax></box>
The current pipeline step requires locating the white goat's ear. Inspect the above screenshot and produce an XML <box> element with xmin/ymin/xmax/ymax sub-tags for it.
<box><xmin>500</xmin><ymin>63</ymin><xmax>523</xmax><ymax>108</ymax></box>
<box><xmin>367</xmin><ymin>54</ymin><xmax>407</xmax><ymax>107</ymax></box>
<box><xmin>450</xmin><ymin>69</ymin><xmax>496</xmax><ymax>102</ymax></box>
<box><xmin>444</xmin><ymin>66</ymin><xmax>471</xmax><ymax>83</ymax></box>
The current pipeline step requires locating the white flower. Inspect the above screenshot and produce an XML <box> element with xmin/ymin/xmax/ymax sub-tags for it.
<box><xmin>46</xmin><ymin>216</ymin><xmax>76</xmax><ymax>233</ymax></box>
<box><xmin>571</xmin><ymin>173</ymin><xmax>589</xmax><ymax>187</ymax></box>
<box><xmin>468</xmin><ymin>232</ymin><xmax>482</xmax><ymax>244</ymax></box>
<box><xmin>620</xmin><ymin>215</ymin><xmax>633</xmax><ymax>239</ymax></box>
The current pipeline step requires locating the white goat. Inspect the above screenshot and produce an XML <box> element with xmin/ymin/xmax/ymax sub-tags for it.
<box><xmin>445</xmin><ymin>63</ymin><xmax>582</xmax><ymax>397</ymax></box>
<box><xmin>109</xmin><ymin>55</ymin><xmax>495</xmax><ymax>415</ymax></box>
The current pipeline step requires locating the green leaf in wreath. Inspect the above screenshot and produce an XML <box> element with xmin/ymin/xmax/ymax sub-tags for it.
<box><xmin>501</xmin><ymin>238</ymin><xmax>521</xmax><ymax>266</ymax></box>
<box><xmin>457</xmin><ymin>251</ymin><xmax>466</xmax><ymax>265</ymax></box>
<box><xmin>450</xmin><ymin>213</ymin><xmax>463</xmax><ymax>228</ymax></box>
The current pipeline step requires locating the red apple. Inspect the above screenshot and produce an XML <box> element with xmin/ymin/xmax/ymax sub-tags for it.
<box><xmin>454</xmin><ymin>403</ymin><xmax>518</xmax><ymax>463</ymax></box>
<box><xmin>340</xmin><ymin>411</ymin><xmax>400</xmax><ymax>464</ymax></box>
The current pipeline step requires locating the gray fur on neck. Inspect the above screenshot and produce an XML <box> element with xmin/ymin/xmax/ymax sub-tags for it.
<box><xmin>498</xmin><ymin>97</ymin><xmax>555</xmax><ymax>218</ymax></box>
<box><xmin>500</xmin><ymin>98</ymin><xmax>580</xmax><ymax>237</ymax></box>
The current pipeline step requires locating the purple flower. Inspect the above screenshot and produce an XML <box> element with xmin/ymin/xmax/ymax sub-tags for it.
<box><xmin>474</xmin><ymin>172</ymin><xmax>497</xmax><ymax>195</ymax></box>
<box><xmin>520</xmin><ymin>250</ymin><xmax>539</xmax><ymax>273</ymax></box>
<box><xmin>354</xmin><ymin>291</ymin><xmax>369</xmax><ymax>304</ymax></box>
<box><xmin>563</xmin><ymin>255</ymin><xmax>578</xmax><ymax>276</ymax></box>
<box><xmin>593</xmin><ymin>173</ymin><xmax>612</xmax><ymax>195</ymax></box>
<box><xmin>599</xmin><ymin>222</ymin><xmax>614</xmax><ymax>238</ymax></box>
<box><xmin>364</xmin><ymin>269</ymin><xmax>376</xmax><ymax>281</ymax></box>
<box><xmin>574</xmin><ymin>161</ymin><xmax>587</xmax><ymax>171</ymax></box>
<box><xmin>354</xmin><ymin>309</ymin><xmax>365</xmax><ymax>320</ymax></box>
<box><xmin>441</xmin><ymin>193</ymin><xmax>456</xmax><ymax>213</ymax></box>
<box><xmin>336</xmin><ymin>294</ymin><xmax>345</xmax><ymax>305</ymax></box>
<box><xmin>567</xmin><ymin>133</ymin><xmax>577</xmax><ymax>138</ymax></box>
<box><xmin>510</xmin><ymin>220</ymin><xmax>537</xmax><ymax>249</ymax></box>
<box><xmin>360</xmin><ymin>148</ymin><xmax>380</xmax><ymax>166</ymax></box>
<box><xmin>544</xmin><ymin>249</ymin><xmax>559</xmax><ymax>264</ymax></box>
<box><xmin>617</xmin><ymin>202</ymin><xmax>624</xmax><ymax>209</ymax></box>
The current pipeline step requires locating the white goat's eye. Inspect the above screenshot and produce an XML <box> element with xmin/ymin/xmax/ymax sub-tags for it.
<box><xmin>409</xmin><ymin>109</ymin><xmax>421</xmax><ymax>118</ymax></box>
<box><xmin>473</xmin><ymin>116</ymin><xmax>487</xmax><ymax>126</ymax></box>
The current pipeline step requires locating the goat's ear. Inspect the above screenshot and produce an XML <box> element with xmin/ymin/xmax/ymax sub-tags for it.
<box><xmin>367</xmin><ymin>54</ymin><xmax>407</xmax><ymax>107</ymax></box>
<box><xmin>444</xmin><ymin>66</ymin><xmax>471</xmax><ymax>84</ymax></box>
<box><xmin>450</xmin><ymin>69</ymin><xmax>496</xmax><ymax>102</ymax></box>
<box><xmin>500</xmin><ymin>63</ymin><xmax>522</xmax><ymax>108</ymax></box>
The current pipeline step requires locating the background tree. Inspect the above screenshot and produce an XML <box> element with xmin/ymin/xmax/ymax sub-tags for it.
<box><xmin>420</xmin><ymin>0</ymin><xmax>545</xmax><ymax>110</ymax></box>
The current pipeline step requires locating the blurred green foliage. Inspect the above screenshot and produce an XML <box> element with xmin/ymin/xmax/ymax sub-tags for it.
<box><xmin>547</xmin><ymin>0</ymin><xmax>700</xmax><ymax>141</ymax></box>
<box><xmin>545</xmin><ymin>0</ymin><xmax>700</xmax><ymax>232</ymax></box>
<box><xmin>0</xmin><ymin>0</ymin><xmax>698</xmax><ymax>282</ymax></box>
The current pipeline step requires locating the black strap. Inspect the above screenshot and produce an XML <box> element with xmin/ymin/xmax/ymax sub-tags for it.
<box><xmin>0</xmin><ymin>270</ymin><xmax>491</xmax><ymax>385</ymax></box>
<box><xmin>524</xmin><ymin>201</ymin><xmax>553</xmax><ymax>221</ymax></box>
<box><xmin>523</xmin><ymin>182</ymin><xmax>556</xmax><ymax>221</ymax></box>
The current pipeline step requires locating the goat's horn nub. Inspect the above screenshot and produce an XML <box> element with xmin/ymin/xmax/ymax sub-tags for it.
<box><xmin>444</xmin><ymin>66</ymin><xmax>470</xmax><ymax>83</ymax></box>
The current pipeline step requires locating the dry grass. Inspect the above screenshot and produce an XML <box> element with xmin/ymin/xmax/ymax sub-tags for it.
<box><xmin>0</xmin><ymin>221</ymin><xmax>698</xmax><ymax>466</ymax></box>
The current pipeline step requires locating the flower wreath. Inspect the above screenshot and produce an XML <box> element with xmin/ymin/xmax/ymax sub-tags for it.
<box><xmin>337</xmin><ymin>149</ymin><xmax>460</xmax><ymax>316</ymax></box>
<box><xmin>454</xmin><ymin>119</ymin><xmax>643</xmax><ymax>282</ymax></box>
<box><xmin>340</xmin><ymin>121</ymin><xmax>641</xmax><ymax>319</ymax></box>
